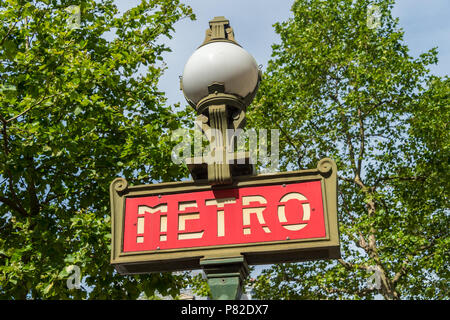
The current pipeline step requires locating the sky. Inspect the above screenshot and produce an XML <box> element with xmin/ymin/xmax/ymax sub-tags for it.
<box><xmin>116</xmin><ymin>0</ymin><xmax>450</xmax><ymax>110</ymax></box>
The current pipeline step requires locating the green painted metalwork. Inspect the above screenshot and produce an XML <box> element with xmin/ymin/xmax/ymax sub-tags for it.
<box><xmin>200</xmin><ymin>256</ymin><xmax>249</xmax><ymax>300</ymax></box>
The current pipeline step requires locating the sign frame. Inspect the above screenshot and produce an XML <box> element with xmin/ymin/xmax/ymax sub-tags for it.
<box><xmin>110</xmin><ymin>158</ymin><xmax>340</xmax><ymax>274</ymax></box>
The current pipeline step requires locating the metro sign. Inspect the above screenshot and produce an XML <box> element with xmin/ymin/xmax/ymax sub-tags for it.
<box><xmin>110</xmin><ymin>158</ymin><xmax>340</xmax><ymax>274</ymax></box>
<box><xmin>124</xmin><ymin>180</ymin><xmax>325</xmax><ymax>252</ymax></box>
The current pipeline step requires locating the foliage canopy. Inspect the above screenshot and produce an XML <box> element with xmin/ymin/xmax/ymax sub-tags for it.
<box><xmin>245</xmin><ymin>0</ymin><xmax>449</xmax><ymax>300</ymax></box>
<box><xmin>0</xmin><ymin>0</ymin><xmax>194</xmax><ymax>299</ymax></box>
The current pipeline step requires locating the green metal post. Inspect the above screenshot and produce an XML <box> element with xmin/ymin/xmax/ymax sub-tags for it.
<box><xmin>200</xmin><ymin>256</ymin><xmax>249</xmax><ymax>300</ymax></box>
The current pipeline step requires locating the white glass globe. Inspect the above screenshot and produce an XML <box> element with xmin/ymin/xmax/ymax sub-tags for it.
<box><xmin>182</xmin><ymin>42</ymin><xmax>259</xmax><ymax>106</ymax></box>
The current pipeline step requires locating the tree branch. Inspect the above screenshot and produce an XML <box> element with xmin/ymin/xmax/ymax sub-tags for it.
<box><xmin>43</xmin><ymin>191</ymin><xmax>65</xmax><ymax>206</ymax></box>
<box><xmin>276</xmin><ymin>121</ymin><xmax>305</xmax><ymax>168</ymax></box>
<box><xmin>338</xmin><ymin>175</ymin><xmax>354</xmax><ymax>183</ymax></box>
<box><xmin>0</xmin><ymin>20</ymin><xmax>19</xmax><ymax>46</ymax></box>
<box><xmin>319</xmin><ymin>283</ymin><xmax>376</xmax><ymax>298</ymax></box>
<box><xmin>329</xmin><ymin>92</ymin><xmax>359</xmax><ymax>178</ymax></box>
<box><xmin>357</xmin><ymin>108</ymin><xmax>364</xmax><ymax>179</ymax></box>
<box><xmin>338</xmin><ymin>258</ymin><xmax>371</xmax><ymax>271</ymax></box>
<box><xmin>1</xmin><ymin>120</ymin><xmax>8</xmax><ymax>155</ymax></box>
<box><xmin>0</xmin><ymin>120</ymin><xmax>28</xmax><ymax>216</ymax></box>
<box><xmin>0</xmin><ymin>195</ymin><xmax>28</xmax><ymax>216</ymax></box>
<box><xmin>25</xmin><ymin>155</ymin><xmax>40</xmax><ymax>216</ymax></box>
<box><xmin>267</xmin><ymin>101</ymin><xmax>306</xmax><ymax>168</ymax></box>
<box><xmin>6</xmin><ymin>92</ymin><xmax>61</xmax><ymax>123</ymax></box>
<box><xmin>392</xmin><ymin>241</ymin><xmax>437</xmax><ymax>284</ymax></box>
<box><xmin>24</xmin><ymin>16</ymin><xmax>30</xmax><ymax>51</ymax></box>
<box><xmin>374</xmin><ymin>175</ymin><xmax>427</xmax><ymax>188</ymax></box>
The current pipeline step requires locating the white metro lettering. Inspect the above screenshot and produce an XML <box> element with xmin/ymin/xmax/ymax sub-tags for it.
<box><xmin>277</xmin><ymin>192</ymin><xmax>311</xmax><ymax>231</ymax></box>
<box><xmin>137</xmin><ymin>204</ymin><xmax>167</xmax><ymax>243</ymax></box>
<box><xmin>134</xmin><ymin>192</ymin><xmax>313</xmax><ymax>242</ymax></box>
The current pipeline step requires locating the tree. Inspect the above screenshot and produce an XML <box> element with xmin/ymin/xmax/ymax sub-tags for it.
<box><xmin>0</xmin><ymin>0</ymin><xmax>195</xmax><ymax>299</ymax></box>
<box><xmin>246</xmin><ymin>0</ymin><xmax>449</xmax><ymax>299</ymax></box>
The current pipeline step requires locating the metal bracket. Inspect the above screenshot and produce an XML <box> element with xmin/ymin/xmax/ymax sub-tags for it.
<box><xmin>186</xmin><ymin>84</ymin><xmax>255</xmax><ymax>185</ymax></box>
<box><xmin>200</xmin><ymin>256</ymin><xmax>249</xmax><ymax>300</ymax></box>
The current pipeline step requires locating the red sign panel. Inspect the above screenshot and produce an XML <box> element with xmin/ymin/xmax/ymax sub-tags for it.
<box><xmin>123</xmin><ymin>180</ymin><xmax>326</xmax><ymax>252</ymax></box>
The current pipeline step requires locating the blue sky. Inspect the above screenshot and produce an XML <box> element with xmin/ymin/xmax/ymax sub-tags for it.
<box><xmin>116</xmin><ymin>0</ymin><xmax>450</xmax><ymax>110</ymax></box>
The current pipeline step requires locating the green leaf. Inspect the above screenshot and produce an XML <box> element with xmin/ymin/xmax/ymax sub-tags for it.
<box><xmin>74</xmin><ymin>107</ymin><xmax>83</xmax><ymax>116</ymax></box>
